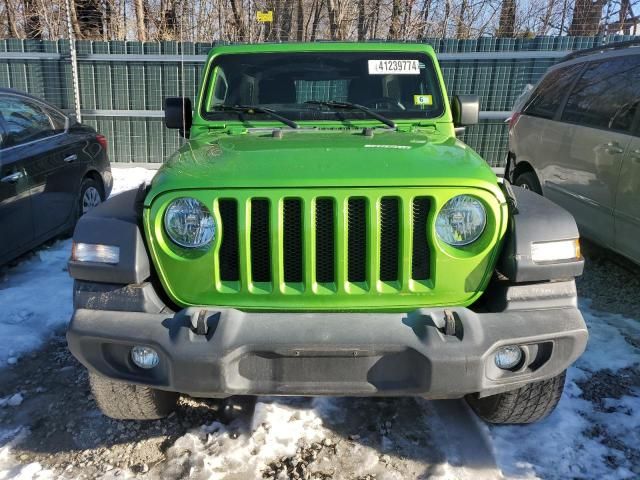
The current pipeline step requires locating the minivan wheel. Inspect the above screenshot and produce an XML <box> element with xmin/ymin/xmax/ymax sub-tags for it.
<box><xmin>514</xmin><ymin>171</ymin><xmax>542</xmax><ymax>195</ymax></box>
<box><xmin>89</xmin><ymin>372</ymin><xmax>178</xmax><ymax>420</ymax></box>
<box><xmin>465</xmin><ymin>371</ymin><xmax>566</xmax><ymax>424</ymax></box>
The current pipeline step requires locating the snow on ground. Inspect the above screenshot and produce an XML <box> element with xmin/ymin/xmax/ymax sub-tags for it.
<box><xmin>0</xmin><ymin>167</ymin><xmax>156</xmax><ymax>367</ymax></box>
<box><xmin>489</xmin><ymin>300</ymin><xmax>640</xmax><ymax>479</ymax></box>
<box><xmin>0</xmin><ymin>166</ymin><xmax>639</xmax><ymax>479</ymax></box>
<box><xmin>153</xmin><ymin>300</ymin><xmax>640</xmax><ymax>480</ymax></box>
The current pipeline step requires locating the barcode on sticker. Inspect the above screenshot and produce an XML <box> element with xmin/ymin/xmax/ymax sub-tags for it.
<box><xmin>368</xmin><ymin>60</ymin><xmax>420</xmax><ymax>75</ymax></box>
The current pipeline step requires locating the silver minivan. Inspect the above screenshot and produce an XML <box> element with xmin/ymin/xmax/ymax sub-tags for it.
<box><xmin>507</xmin><ymin>41</ymin><xmax>640</xmax><ymax>265</ymax></box>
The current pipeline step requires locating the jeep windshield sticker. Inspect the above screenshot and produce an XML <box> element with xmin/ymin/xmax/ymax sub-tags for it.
<box><xmin>368</xmin><ymin>60</ymin><xmax>420</xmax><ymax>75</ymax></box>
<box><xmin>413</xmin><ymin>94</ymin><xmax>433</xmax><ymax>106</ymax></box>
<box><xmin>364</xmin><ymin>144</ymin><xmax>412</xmax><ymax>149</ymax></box>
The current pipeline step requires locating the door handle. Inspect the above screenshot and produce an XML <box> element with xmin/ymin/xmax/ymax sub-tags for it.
<box><xmin>604</xmin><ymin>142</ymin><xmax>624</xmax><ymax>154</ymax></box>
<box><xmin>1</xmin><ymin>171</ymin><xmax>25</xmax><ymax>183</ymax></box>
<box><xmin>63</xmin><ymin>154</ymin><xmax>78</xmax><ymax>163</ymax></box>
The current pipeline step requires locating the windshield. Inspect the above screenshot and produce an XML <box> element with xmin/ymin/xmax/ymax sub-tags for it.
<box><xmin>202</xmin><ymin>52</ymin><xmax>445</xmax><ymax>123</ymax></box>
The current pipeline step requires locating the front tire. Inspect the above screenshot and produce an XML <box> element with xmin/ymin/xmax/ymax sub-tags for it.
<box><xmin>89</xmin><ymin>372</ymin><xmax>178</xmax><ymax>420</ymax></box>
<box><xmin>513</xmin><ymin>170</ymin><xmax>542</xmax><ymax>195</ymax></box>
<box><xmin>465</xmin><ymin>371</ymin><xmax>566</xmax><ymax>424</ymax></box>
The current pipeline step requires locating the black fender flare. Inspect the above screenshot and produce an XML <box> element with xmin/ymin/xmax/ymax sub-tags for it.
<box><xmin>68</xmin><ymin>186</ymin><xmax>151</xmax><ymax>284</ymax></box>
<box><xmin>498</xmin><ymin>185</ymin><xmax>584</xmax><ymax>283</ymax></box>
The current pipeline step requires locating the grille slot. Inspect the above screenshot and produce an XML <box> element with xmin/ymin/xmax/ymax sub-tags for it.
<box><xmin>315</xmin><ymin>198</ymin><xmax>335</xmax><ymax>283</ymax></box>
<box><xmin>348</xmin><ymin>198</ymin><xmax>367</xmax><ymax>283</ymax></box>
<box><xmin>379</xmin><ymin>197</ymin><xmax>400</xmax><ymax>281</ymax></box>
<box><xmin>283</xmin><ymin>199</ymin><xmax>303</xmax><ymax>283</ymax></box>
<box><xmin>218</xmin><ymin>199</ymin><xmax>239</xmax><ymax>281</ymax></box>
<box><xmin>411</xmin><ymin>197</ymin><xmax>431</xmax><ymax>280</ymax></box>
<box><xmin>250</xmin><ymin>199</ymin><xmax>271</xmax><ymax>283</ymax></box>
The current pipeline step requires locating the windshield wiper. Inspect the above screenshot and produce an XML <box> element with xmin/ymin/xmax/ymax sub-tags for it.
<box><xmin>305</xmin><ymin>100</ymin><xmax>396</xmax><ymax>129</ymax></box>
<box><xmin>213</xmin><ymin>104</ymin><xmax>299</xmax><ymax>129</ymax></box>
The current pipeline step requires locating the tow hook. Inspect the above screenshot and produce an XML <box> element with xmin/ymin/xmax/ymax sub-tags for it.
<box><xmin>190</xmin><ymin>309</ymin><xmax>209</xmax><ymax>335</ymax></box>
<box><xmin>443</xmin><ymin>309</ymin><xmax>457</xmax><ymax>337</ymax></box>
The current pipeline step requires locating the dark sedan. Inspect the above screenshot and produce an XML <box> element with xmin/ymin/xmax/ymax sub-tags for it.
<box><xmin>0</xmin><ymin>88</ymin><xmax>112</xmax><ymax>266</ymax></box>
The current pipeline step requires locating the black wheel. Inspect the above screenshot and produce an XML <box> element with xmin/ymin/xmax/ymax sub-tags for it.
<box><xmin>79</xmin><ymin>177</ymin><xmax>104</xmax><ymax>216</ymax></box>
<box><xmin>465</xmin><ymin>371</ymin><xmax>566</xmax><ymax>424</ymax></box>
<box><xmin>513</xmin><ymin>170</ymin><xmax>542</xmax><ymax>195</ymax></box>
<box><xmin>67</xmin><ymin>177</ymin><xmax>104</xmax><ymax>235</ymax></box>
<box><xmin>89</xmin><ymin>372</ymin><xmax>178</xmax><ymax>420</ymax></box>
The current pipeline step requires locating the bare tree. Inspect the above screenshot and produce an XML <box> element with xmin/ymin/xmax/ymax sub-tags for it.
<box><xmin>326</xmin><ymin>0</ymin><xmax>343</xmax><ymax>39</ymax></box>
<box><xmin>134</xmin><ymin>0</ymin><xmax>146</xmax><ymax>40</ymax></box>
<box><xmin>228</xmin><ymin>0</ymin><xmax>246</xmax><ymax>39</ymax></box>
<box><xmin>568</xmin><ymin>0</ymin><xmax>607</xmax><ymax>35</ymax></box>
<box><xmin>23</xmin><ymin>0</ymin><xmax>42</xmax><ymax>38</ymax></box>
<box><xmin>296</xmin><ymin>0</ymin><xmax>304</xmax><ymax>40</ymax></box>
<box><xmin>497</xmin><ymin>0</ymin><xmax>515</xmax><ymax>36</ymax></box>
<box><xmin>4</xmin><ymin>0</ymin><xmax>21</xmax><ymax>37</ymax></box>
<box><xmin>387</xmin><ymin>0</ymin><xmax>401</xmax><ymax>38</ymax></box>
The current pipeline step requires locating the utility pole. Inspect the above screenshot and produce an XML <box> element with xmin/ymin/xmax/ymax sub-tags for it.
<box><xmin>65</xmin><ymin>0</ymin><xmax>82</xmax><ymax>123</ymax></box>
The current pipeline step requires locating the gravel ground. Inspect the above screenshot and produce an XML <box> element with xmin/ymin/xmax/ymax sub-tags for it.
<box><xmin>0</xmin><ymin>234</ymin><xmax>638</xmax><ymax>479</ymax></box>
<box><xmin>576</xmin><ymin>240</ymin><xmax>640</xmax><ymax>320</ymax></box>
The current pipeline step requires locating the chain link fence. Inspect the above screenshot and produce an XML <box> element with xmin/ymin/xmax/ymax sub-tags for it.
<box><xmin>2</xmin><ymin>35</ymin><xmax>638</xmax><ymax>166</ymax></box>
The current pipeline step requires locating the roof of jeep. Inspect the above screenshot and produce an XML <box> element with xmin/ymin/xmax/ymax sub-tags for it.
<box><xmin>206</xmin><ymin>42</ymin><xmax>437</xmax><ymax>59</ymax></box>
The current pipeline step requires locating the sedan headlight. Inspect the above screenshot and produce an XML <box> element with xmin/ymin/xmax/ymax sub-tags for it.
<box><xmin>435</xmin><ymin>195</ymin><xmax>487</xmax><ymax>246</ymax></box>
<box><xmin>164</xmin><ymin>197</ymin><xmax>215</xmax><ymax>248</ymax></box>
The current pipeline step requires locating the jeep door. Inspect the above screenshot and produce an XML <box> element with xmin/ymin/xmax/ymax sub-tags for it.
<box><xmin>0</xmin><ymin>98</ymin><xmax>35</xmax><ymax>264</ymax></box>
<box><xmin>541</xmin><ymin>55</ymin><xmax>639</xmax><ymax>246</ymax></box>
<box><xmin>615</xmin><ymin>136</ymin><xmax>640</xmax><ymax>264</ymax></box>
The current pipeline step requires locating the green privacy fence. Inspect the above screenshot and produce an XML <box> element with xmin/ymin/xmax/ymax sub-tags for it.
<box><xmin>1</xmin><ymin>35</ymin><xmax>638</xmax><ymax>166</ymax></box>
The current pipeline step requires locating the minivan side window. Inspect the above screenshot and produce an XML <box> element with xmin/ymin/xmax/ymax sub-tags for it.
<box><xmin>561</xmin><ymin>55</ymin><xmax>640</xmax><ymax>132</ymax></box>
<box><xmin>522</xmin><ymin>64</ymin><xmax>583</xmax><ymax>120</ymax></box>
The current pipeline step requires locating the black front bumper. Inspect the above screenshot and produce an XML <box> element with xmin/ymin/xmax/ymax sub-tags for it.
<box><xmin>67</xmin><ymin>304</ymin><xmax>587</xmax><ymax>399</ymax></box>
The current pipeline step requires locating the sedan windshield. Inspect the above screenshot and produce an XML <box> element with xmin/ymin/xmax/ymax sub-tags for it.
<box><xmin>202</xmin><ymin>52</ymin><xmax>444</xmax><ymax>123</ymax></box>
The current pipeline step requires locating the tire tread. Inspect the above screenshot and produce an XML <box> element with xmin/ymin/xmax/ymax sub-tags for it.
<box><xmin>89</xmin><ymin>372</ymin><xmax>178</xmax><ymax>420</ymax></box>
<box><xmin>466</xmin><ymin>371</ymin><xmax>566</xmax><ymax>424</ymax></box>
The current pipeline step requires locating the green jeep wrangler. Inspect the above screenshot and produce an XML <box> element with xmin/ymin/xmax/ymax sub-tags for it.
<box><xmin>67</xmin><ymin>43</ymin><xmax>588</xmax><ymax>425</ymax></box>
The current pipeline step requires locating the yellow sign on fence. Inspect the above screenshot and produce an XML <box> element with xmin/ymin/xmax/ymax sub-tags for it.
<box><xmin>256</xmin><ymin>11</ymin><xmax>273</xmax><ymax>22</ymax></box>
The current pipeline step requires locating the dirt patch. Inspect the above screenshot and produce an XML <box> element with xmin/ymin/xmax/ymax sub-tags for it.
<box><xmin>0</xmin><ymin>331</ymin><xmax>229</xmax><ymax>478</ymax></box>
<box><xmin>576</xmin><ymin>366</ymin><xmax>640</xmax><ymax>410</ymax></box>
<box><xmin>577</xmin><ymin>240</ymin><xmax>640</xmax><ymax>320</ymax></box>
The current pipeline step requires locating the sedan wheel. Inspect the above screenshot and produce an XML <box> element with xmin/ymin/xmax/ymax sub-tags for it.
<box><xmin>82</xmin><ymin>186</ymin><xmax>102</xmax><ymax>214</ymax></box>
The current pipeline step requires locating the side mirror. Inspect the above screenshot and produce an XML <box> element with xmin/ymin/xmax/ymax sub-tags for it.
<box><xmin>164</xmin><ymin>97</ymin><xmax>192</xmax><ymax>138</ymax></box>
<box><xmin>66</xmin><ymin>113</ymin><xmax>79</xmax><ymax>128</ymax></box>
<box><xmin>451</xmin><ymin>95</ymin><xmax>479</xmax><ymax>127</ymax></box>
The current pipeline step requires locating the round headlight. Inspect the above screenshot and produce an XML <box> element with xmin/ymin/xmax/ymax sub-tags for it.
<box><xmin>164</xmin><ymin>197</ymin><xmax>215</xmax><ymax>248</ymax></box>
<box><xmin>435</xmin><ymin>195</ymin><xmax>486</xmax><ymax>246</ymax></box>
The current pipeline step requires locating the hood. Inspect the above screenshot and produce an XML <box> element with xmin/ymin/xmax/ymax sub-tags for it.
<box><xmin>146</xmin><ymin>129</ymin><xmax>500</xmax><ymax>203</ymax></box>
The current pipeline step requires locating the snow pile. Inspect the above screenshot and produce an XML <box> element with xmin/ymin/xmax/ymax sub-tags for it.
<box><xmin>0</xmin><ymin>429</ymin><xmax>53</xmax><ymax>480</ymax></box>
<box><xmin>0</xmin><ymin>394</ymin><xmax>24</xmax><ymax>408</ymax></box>
<box><xmin>490</xmin><ymin>300</ymin><xmax>640</xmax><ymax>480</ymax></box>
<box><xmin>0</xmin><ymin>167</ymin><xmax>156</xmax><ymax>366</ymax></box>
<box><xmin>160</xmin><ymin>400</ymin><xmax>330</xmax><ymax>479</ymax></box>
<box><xmin>157</xmin><ymin>398</ymin><xmax>413</xmax><ymax>480</ymax></box>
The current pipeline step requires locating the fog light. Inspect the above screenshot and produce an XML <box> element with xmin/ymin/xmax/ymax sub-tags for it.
<box><xmin>131</xmin><ymin>346</ymin><xmax>159</xmax><ymax>369</ymax></box>
<box><xmin>71</xmin><ymin>242</ymin><xmax>120</xmax><ymax>264</ymax></box>
<box><xmin>494</xmin><ymin>345</ymin><xmax>523</xmax><ymax>370</ymax></box>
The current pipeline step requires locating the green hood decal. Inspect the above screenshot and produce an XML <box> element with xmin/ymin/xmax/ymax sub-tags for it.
<box><xmin>146</xmin><ymin>130</ymin><xmax>501</xmax><ymax>204</ymax></box>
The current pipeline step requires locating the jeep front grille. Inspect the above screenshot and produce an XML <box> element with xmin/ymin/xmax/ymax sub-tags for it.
<box><xmin>214</xmin><ymin>192</ymin><xmax>431</xmax><ymax>293</ymax></box>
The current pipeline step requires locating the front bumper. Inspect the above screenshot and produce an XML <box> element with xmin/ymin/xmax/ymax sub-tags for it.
<box><xmin>67</xmin><ymin>305</ymin><xmax>587</xmax><ymax>399</ymax></box>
